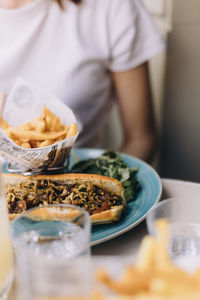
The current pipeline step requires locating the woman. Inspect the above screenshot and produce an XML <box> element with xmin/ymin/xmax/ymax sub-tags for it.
<box><xmin>0</xmin><ymin>0</ymin><xmax>164</xmax><ymax>161</ymax></box>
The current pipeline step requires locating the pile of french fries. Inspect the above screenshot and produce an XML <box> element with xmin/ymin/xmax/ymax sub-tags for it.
<box><xmin>96</xmin><ymin>219</ymin><xmax>200</xmax><ymax>300</ymax></box>
<box><xmin>0</xmin><ymin>105</ymin><xmax>78</xmax><ymax>148</ymax></box>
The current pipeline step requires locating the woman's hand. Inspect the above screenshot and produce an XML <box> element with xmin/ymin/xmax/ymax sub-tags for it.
<box><xmin>112</xmin><ymin>63</ymin><xmax>157</xmax><ymax>163</ymax></box>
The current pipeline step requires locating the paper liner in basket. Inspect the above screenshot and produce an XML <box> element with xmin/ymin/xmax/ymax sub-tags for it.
<box><xmin>0</xmin><ymin>78</ymin><xmax>79</xmax><ymax>171</ymax></box>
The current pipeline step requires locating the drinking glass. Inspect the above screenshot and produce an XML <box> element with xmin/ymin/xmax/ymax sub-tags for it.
<box><xmin>146</xmin><ymin>197</ymin><xmax>200</xmax><ymax>272</ymax></box>
<box><xmin>0</xmin><ymin>195</ymin><xmax>13</xmax><ymax>300</ymax></box>
<box><xmin>11</xmin><ymin>204</ymin><xmax>91</xmax><ymax>300</ymax></box>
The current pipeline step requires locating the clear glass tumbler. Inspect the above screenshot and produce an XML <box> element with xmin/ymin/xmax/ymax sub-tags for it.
<box><xmin>0</xmin><ymin>195</ymin><xmax>13</xmax><ymax>300</ymax></box>
<box><xmin>11</xmin><ymin>204</ymin><xmax>91</xmax><ymax>300</ymax></box>
<box><xmin>146</xmin><ymin>197</ymin><xmax>200</xmax><ymax>272</ymax></box>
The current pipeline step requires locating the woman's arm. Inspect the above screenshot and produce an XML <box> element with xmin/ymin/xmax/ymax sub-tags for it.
<box><xmin>112</xmin><ymin>63</ymin><xmax>157</xmax><ymax>163</ymax></box>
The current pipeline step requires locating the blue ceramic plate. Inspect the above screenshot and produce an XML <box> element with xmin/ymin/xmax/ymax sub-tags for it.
<box><xmin>70</xmin><ymin>148</ymin><xmax>162</xmax><ymax>246</ymax></box>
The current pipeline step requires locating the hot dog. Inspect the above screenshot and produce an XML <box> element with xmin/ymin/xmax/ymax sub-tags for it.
<box><xmin>2</xmin><ymin>173</ymin><xmax>126</xmax><ymax>225</ymax></box>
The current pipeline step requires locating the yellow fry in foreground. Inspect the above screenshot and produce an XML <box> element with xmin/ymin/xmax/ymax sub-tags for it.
<box><xmin>154</xmin><ymin>219</ymin><xmax>174</xmax><ymax>271</ymax></box>
<box><xmin>136</xmin><ymin>236</ymin><xmax>157</xmax><ymax>271</ymax></box>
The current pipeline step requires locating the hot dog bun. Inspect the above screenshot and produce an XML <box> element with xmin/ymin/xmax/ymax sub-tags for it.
<box><xmin>2</xmin><ymin>173</ymin><xmax>126</xmax><ymax>224</ymax></box>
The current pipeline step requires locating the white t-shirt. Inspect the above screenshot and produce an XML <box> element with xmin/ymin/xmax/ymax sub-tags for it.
<box><xmin>0</xmin><ymin>0</ymin><xmax>164</xmax><ymax>147</ymax></box>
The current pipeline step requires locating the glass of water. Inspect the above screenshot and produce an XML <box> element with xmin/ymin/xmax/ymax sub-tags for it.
<box><xmin>11</xmin><ymin>204</ymin><xmax>91</xmax><ymax>300</ymax></box>
<box><xmin>146</xmin><ymin>197</ymin><xmax>200</xmax><ymax>272</ymax></box>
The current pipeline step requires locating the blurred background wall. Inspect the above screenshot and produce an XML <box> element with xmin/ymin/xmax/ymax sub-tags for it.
<box><xmin>160</xmin><ymin>0</ymin><xmax>200</xmax><ymax>182</ymax></box>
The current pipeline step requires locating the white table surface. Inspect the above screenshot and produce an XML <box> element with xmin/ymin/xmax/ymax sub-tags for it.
<box><xmin>92</xmin><ymin>178</ymin><xmax>200</xmax><ymax>256</ymax></box>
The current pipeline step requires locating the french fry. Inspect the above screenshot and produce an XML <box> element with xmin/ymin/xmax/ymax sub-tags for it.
<box><xmin>39</xmin><ymin>140</ymin><xmax>55</xmax><ymax>147</ymax></box>
<box><xmin>21</xmin><ymin>142</ymin><xmax>31</xmax><ymax>148</ymax></box>
<box><xmin>54</xmin><ymin>135</ymin><xmax>66</xmax><ymax>143</ymax></box>
<box><xmin>41</xmin><ymin>105</ymin><xmax>55</xmax><ymax>131</ymax></box>
<box><xmin>65</xmin><ymin>125</ymin><xmax>70</xmax><ymax>138</ymax></box>
<box><xmin>97</xmin><ymin>267</ymin><xmax>151</xmax><ymax>296</ymax></box>
<box><xmin>51</xmin><ymin>116</ymin><xmax>64</xmax><ymax>131</ymax></box>
<box><xmin>0</xmin><ymin>118</ymin><xmax>9</xmax><ymax>130</ymax></box>
<box><xmin>154</xmin><ymin>219</ymin><xmax>175</xmax><ymax>272</ymax></box>
<box><xmin>66</xmin><ymin>123</ymin><xmax>78</xmax><ymax>138</ymax></box>
<box><xmin>6</xmin><ymin>127</ymin><xmax>30</xmax><ymax>143</ymax></box>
